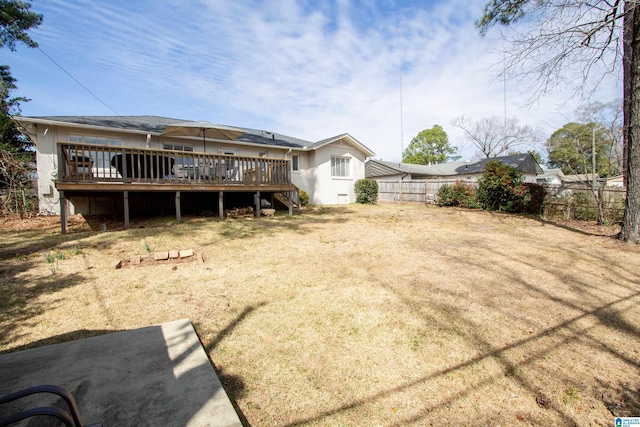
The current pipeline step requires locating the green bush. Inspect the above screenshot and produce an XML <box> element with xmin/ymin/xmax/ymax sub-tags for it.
<box><xmin>512</xmin><ymin>183</ymin><xmax>547</xmax><ymax>214</ymax></box>
<box><xmin>299</xmin><ymin>190</ymin><xmax>310</xmax><ymax>206</ymax></box>
<box><xmin>437</xmin><ymin>181</ymin><xmax>478</xmax><ymax>208</ymax></box>
<box><xmin>477</xmin><ymin>161</ymin><xmax>523</xmax><ymax>212</ymax></box>
<box><xmin>354</xmin><ymin>178</ymin><xmax>378</xmax><ymax>204</ymax></box>
<box><xmin>572</xmin><ymin>191</ymin><xmax>599</xmax><ymax>220</ymax></box>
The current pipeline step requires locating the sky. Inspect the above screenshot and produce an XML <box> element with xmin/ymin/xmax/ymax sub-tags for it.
<box><xmin>5</xmin><ymin>0</ymin><xmax>622</xmax><ymax>162</ymax></box>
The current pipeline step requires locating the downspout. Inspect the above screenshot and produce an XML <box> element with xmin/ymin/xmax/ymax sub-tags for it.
<box><xmin>145</xmin><ymin>134</ymin><xmax>151</xmax><ymax>148</ymax></box>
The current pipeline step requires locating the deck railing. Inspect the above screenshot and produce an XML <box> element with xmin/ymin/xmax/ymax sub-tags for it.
<box><xmin>57</xmin><ymin>142</ymin><xmax>291</xmax><ymax>186</ymax></box>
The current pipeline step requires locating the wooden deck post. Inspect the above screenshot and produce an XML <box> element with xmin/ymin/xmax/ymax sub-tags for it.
<box><xmin>288</xmin><ymin>191</ymin><xmax>293</xmax><ymax>216</ymax></box>
<box><xmin>175</xmin><ymin>191</ymin><xmax>181</xmax><ymax>224</ymax></box>
<box><xmin>219</xmin><ymin>191</ymin><xmax>224</xmax><ymax>219</ymax></box>
<box><xmin>123</xmin><ymin>191</ymin><xmax>130</xmax><ymax>229</ymax></box>
<box><xmin>59</xmin><ymin>190</ymin><xmax>67</xmax><ymax>234</ymax></box>
<box><xmin>255</xmin><ymin>191</ymin><xmax>261</xmax><ymax>217</ymax></box>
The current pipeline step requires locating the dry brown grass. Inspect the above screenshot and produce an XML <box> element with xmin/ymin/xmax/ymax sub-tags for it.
<box><xmin>1</xmin><ymin>204</ymin><xmax>639</xmax><ymax>426</ymax></box>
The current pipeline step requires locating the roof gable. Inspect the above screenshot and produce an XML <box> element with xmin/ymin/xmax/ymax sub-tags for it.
<box><xmin>309</xmin><ymin>134</ymin><xmax>375</xmax><ymax>157</ymax></box>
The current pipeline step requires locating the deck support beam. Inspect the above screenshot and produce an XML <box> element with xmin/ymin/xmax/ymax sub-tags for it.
<box><xmin>175</xmin><ymin>191</ymin><xmax>181</xmax><ymax>224</ymax></box>
<box><xmin>123</xmin><ymin>191</ymin><xmax>130</xmax><ymax>229</ymax></box>
<box><xmin>255</xmin><ymin>191</ymin><xmax>261</xmax><ymax>217</ymax></box>
<box><xmin>289</xmin><ymin>191</ymin><xmax>294</xmax><ymax>216</ymax></box>
<box><xmin>59</xmin><ymin>191</ymin><xmax>67</xmax><ymax>234</ymax></box>
<box><xmin>219</xmin><ymin>191</ymin><xmax>224</xmax><ymax>219</ymax></box>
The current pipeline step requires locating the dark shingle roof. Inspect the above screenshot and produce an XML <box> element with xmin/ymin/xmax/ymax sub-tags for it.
<box><xmin>232</xmin><ymin>127</ymin><xmax>312</xmax><ymax>149</ymax></box>
<box><xmin>22</xmin><ymin>115</ymin><xmax>316</xmax><ymax>148</ymax></box>
<box><xmin>19</xmin><ymin>115</ymin><xmax>375</xmax><ymax>155</ymax></box>
<box><xmin>26</xmin><ymin>116</ymin><xmax>185</xmax><ymax>133</ymax></box>
<box><xmin>366</xmin><ymin>153</ymin><xmax>543</xmax><ymax>178</ymax></box>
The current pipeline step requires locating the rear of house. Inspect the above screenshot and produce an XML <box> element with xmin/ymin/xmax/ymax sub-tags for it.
<box><xmin>16</xmin><ymin>116</ymin><xmax>374</xmax><ymax>220</ymax></box>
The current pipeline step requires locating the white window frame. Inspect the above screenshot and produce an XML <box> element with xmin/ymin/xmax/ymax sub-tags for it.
<box><xmin>331</xmin><ymin>156</ymin><xmax>351</xmax><ymax>178</ymax></box>
<box><xmin>292</xmin><ymin>155</ymin><xmax>300</xmax><ymax>172</ymax></box>
<box><xmin>69</xmin><ymin>135</ymin><xmax>123</xmax><ymax>171</ymax></box>
<box><xmin>163</xmin><ymin>143</ymin><xmax>193</xmax><ymax>152</ymax></box>
<box><xmin>69</xmin><ymin>135</ymin><xmax>123</xmax><ymax>147</ymax></box>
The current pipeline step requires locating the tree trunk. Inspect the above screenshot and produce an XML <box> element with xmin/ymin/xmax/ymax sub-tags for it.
<box><xmin>621</xmin><ymin>1</ymin><xmax>640</xmax><ymax>243</ymax></box>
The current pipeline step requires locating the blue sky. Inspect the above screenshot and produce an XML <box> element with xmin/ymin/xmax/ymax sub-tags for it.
<box><xmin>5</xmin><ymin>0</ymin><xmax>621</xmax><ymax>161</ymax></box>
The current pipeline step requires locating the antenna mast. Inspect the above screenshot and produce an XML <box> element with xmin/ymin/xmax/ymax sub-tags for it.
<box><xmin>398</xmin><ymin>25</ymin><xmax>405</xmax><ymax>159</ymax></box>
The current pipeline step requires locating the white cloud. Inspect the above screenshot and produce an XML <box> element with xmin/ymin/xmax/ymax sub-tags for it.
<box><xmin>9</xmin><ymin>0</ymin><xmax>621</xmax><ymax>162</ymax></box>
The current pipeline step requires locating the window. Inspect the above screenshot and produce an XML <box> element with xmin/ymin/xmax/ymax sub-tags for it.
<box><xmin>69</xmin><ymin>135</ymin><xmax>122</xmax><ymax>146</ymax></box>
<box><xmin>163</xmin><ymin>144</ymin><xmax>194</xmax><ymax>167</ymax></box>
<box><xmin>331</xmin><ymin>156</ymin><xmax>350</xmax><ymax>177</ymax></box>
<box><xmin>163</xmin><ymin>143</ymin><xmax>193</xmax><ymax>152</ymax></box>
<box><xmin>69</xmin><ymin>135</ymin><xmax>123</xmax><ymax>170</ymax></box>
<box><xmin>292</xmin><ymin>155</ymin><xmax>299</xmax><ymax>171</ymax></box>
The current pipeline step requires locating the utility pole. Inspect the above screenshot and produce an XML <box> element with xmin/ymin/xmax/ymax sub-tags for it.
<box><xmin>592</xmin><ymin>125</ymin><xmax>597</xmax><ymax>190</ymax></box>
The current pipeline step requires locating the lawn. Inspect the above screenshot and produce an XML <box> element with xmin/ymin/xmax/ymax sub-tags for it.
<box><xmin>1</xmin><ymin>204</ymin><xmax>639</xmax><ymax>426</ymax></box>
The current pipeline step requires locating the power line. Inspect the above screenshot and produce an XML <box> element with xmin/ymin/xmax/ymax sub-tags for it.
<box><xmin>38</xmin><ymin>47</ymin><xmax>120</xmax><ymax>115</ymax></box>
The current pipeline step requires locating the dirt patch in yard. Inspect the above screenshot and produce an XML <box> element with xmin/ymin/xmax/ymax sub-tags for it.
<box><xmin>1</xmin><ymin>204</ymin><xmax>639</xmax><ymax>426</ymax></box>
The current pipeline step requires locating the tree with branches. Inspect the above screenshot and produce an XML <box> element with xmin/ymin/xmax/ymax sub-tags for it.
<box><xmin>477</xmin><ymin>0</ymin><xmax>640</xmax><ymax>243</ymax></box>
<box><xmin>451</xmin><ymin>115</ymin><xmax>540</xmax><ymax>158</ymax></box>
<box><xmin>0</xmin><ymin>0</ymin><xmax>42</xmax><ymax>215</ymax></box>
<box><xmin>402</xmin><ymin>125</ymin><xmax>459</xmax><ymax>165</ymax></box>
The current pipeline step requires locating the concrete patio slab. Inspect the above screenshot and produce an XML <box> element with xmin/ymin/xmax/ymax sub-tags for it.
<box><xmin>0</xmin><ymin>319</ymin><xmax>242</xmax><ymax>426</ymax></box>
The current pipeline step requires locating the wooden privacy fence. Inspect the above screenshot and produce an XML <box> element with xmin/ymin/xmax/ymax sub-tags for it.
<box><xmin>378</xmin><ymin>179</ymin><xmax>626</xmax><ymax>220</ymax></box>
<box><xmin>377</xmin><ymin>179</ymin><xmax>478</xmax><ymax>203</ymax></box>
<box><xmin>544</xmin><ymin>183</ymin><xmax>626</xmax><ymax>220</ymax></box>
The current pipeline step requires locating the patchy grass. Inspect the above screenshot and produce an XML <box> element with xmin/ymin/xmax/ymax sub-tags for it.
<box><xmin>1</xmin><ymin>204</ymin><xmax>640</xmax><ymax>425</ymax></box>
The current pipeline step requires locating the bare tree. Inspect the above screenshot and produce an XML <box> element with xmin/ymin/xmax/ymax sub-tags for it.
<box><xmin>451</xmin><ymin>115</ymin><xmax>540</xmax><ymax>158</ymax></box>
<box><xmin>477</xmin><ymin>0</ymin><xmax>640</xmax><ymax>243</ymax></box>
<box><xmin>478</xmin><ymin>1</ymin><xmax>623</xmax><ymax>101</ymax></box>
<box><xmin>0</xmin><ymin>150</ymin><xmax>36</xmax><ymax>217</ymax></box>
<box><xmin>576</xmin><ymin>99</ymin><xmax>623</xmax><ymax>176</ymax></box>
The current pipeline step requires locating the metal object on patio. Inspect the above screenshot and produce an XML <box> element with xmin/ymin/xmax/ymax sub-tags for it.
<box><xmin>0</xmin><ymin>384</ymin><xmax>103</xmax><ymax>427</ymax></box>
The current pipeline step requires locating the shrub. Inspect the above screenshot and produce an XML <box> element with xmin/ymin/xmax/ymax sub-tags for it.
<box><xmin>437</xmin><ymin>181</ymin><xmax>478</xmax><ymax>208</ymax></box>
<box><xmin>477</xmin><ymin>161</ymin><xmax>523</xmax><ymax>212</ymax></box>
<box><xmin>299</xmin><ymin>190</ymin><xmax>310</xmax><ymax>206</ymax></box>
<box><xmin>354</xmin><ymin>178</ymin><xmax>378</xmax><ymax>204</ymax></box>
<box><xmin>513</xmin><ymin>182</ymin><xmax>547</xmax><ymax>214</ymax></box>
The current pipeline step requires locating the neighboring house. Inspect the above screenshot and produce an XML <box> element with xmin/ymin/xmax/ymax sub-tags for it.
<box><xmin>562</xmin><ymin>173</ymin><xmax>600</xmax><ymax>185</ymax></box>
<box><xmin>536</xmin><ymin>168</ymin><xmax>565</xmax><ymax>186</ymax></box>
<box><xmin>366</xmin><ymin>153</ymin><xmax>543</xmax><ymax>183</ymax></box>
<box><xmin>606</xmin><ymin>175</ymin><xmax>625</xmax><ymax>187</ymax></box>
<box><xmin>15</xmin><ymin>116</ymin><xmax>374</xmax><ymax>227</ymax></box>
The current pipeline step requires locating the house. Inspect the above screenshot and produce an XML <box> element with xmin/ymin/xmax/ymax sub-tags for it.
<box><xmin>15</xmin><ymin>115</ymin><xmax>374</xmax><ymax>230</ymax></box>
<box><xmin>562</xmin><ymin>173</ymin><xmax>600</xmax><ymax>185</ymax></box>
<box><xmin>606</xmin><ymin>175</ymin><xmax>625</xmax><ymax>187</ymax></box>
<box><xmin>366</xmin><ymin>153</ymin><xmax>543</xmax><ymax>183</ymax></box>
<box><xmin>536</xmin><ymin>168</ymin><xmax>565</xmax><ymax>186</ymax></box>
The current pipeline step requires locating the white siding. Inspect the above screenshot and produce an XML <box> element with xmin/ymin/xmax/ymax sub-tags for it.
<box><xmin>310</xmin><ymin>142</ymin><xmax>366</xmax><ymax>205</ymax></box>
<box><xmin>29</xmin><ymin>123</ymin><xmax>371</xmax><ymax>213</ymax></box>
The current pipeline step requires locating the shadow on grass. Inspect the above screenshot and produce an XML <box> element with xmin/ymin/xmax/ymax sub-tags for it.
<box><xmin>277</xmin><ymin>213</ymin><xmax>640</xmax><ymax>426</ymax></box>
<box><xmin>0</xmin><ymin>329</ymin><xmax>123</xmax><ymax>356</ymax></box>
<box><xmin>194</xmin><ymin>302</ymin><xmax>267</xmax><ymax>427</ymax></box>
<box><xmin>0</xmin><ymin>271</ymin><xmax>87</xmax><ymax>353</ymax></box>
<box><xmin>533</xmin><ymin>216</ymin><xmax>621</xmax><ymax>238</ymax></box>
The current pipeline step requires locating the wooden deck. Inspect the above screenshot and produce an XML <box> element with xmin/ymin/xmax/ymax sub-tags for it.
<box><xmin>55</xmin><ymin>143</ymin><xmax>298</xmax><ymax>232</ymax></box>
